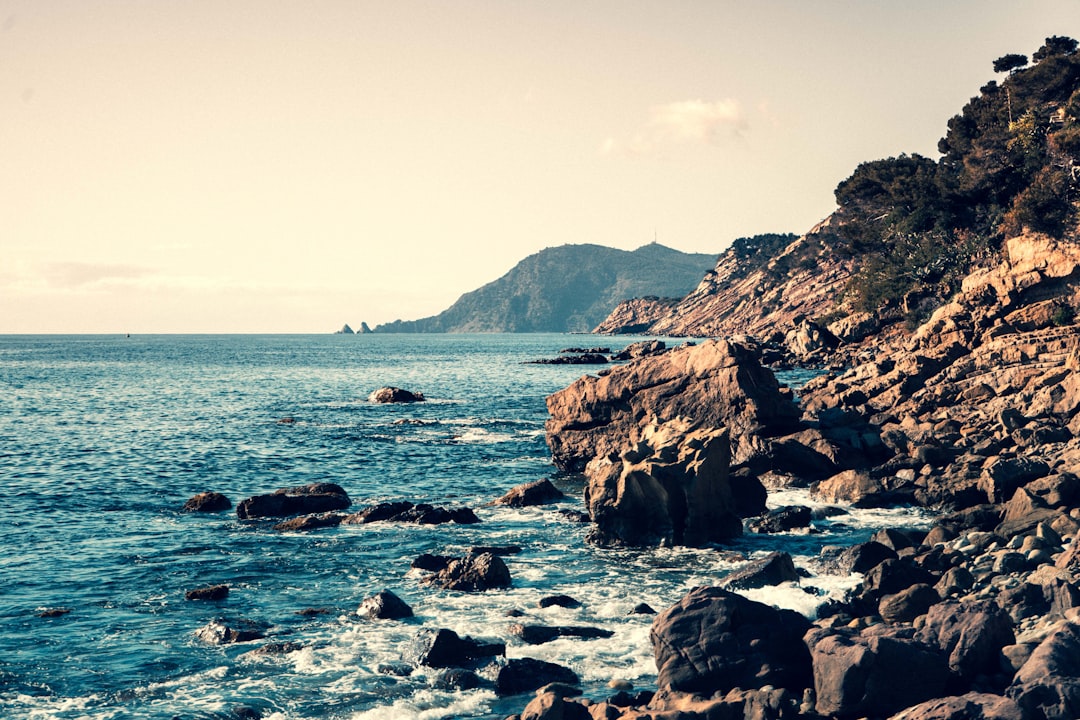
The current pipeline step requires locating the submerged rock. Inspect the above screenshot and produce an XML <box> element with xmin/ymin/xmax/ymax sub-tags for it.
<box><xmin>368</xmin><ymin>387</ymin><xmax>425</xmax><ymax>403</ymax></box>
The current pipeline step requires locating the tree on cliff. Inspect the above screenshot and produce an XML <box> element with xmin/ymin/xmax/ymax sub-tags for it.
<box><xmin>836</xmin><ymin>36</ymin><xmax>1080</xmax><ymax>321</ymax></box>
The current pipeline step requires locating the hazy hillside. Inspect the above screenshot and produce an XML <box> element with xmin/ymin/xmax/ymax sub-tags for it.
<box><xmin>374</xmin><ymin>243</ymin><xmax>716</xmax><ymax>333</ymax></box>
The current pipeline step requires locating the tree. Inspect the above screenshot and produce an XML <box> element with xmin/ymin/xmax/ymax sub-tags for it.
<box><xmin>993</xmin><ymin>53</ymin><xmax>1028</xmax><ymax>74</ymax></box>
<box><xmin>1033</xmin><ymin>36</ymin><xmax>1079</xmax><ymax>63</ymax></box>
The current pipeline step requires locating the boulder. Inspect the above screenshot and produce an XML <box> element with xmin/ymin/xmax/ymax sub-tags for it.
<box><xmin>194</xmin><ymin>619</ymin><xmax>266</xmax><ymax>644</ymax></box>
<box><xmin>887</xmin><ymin>693</ymin><xmax>1023</xmax><ymax>720</ymax></box>
<box><xmin>272</xmin><ymin>512</ymin><xmax>344</xmax><ymax>532</ymax></box>
<box><xmin>421</xmin><ymin>552</ymin><xmax>512</xmax><ymax>592</ymax></box>
<box><xmin>496</xmin><ymin>658</ymin><xmax>579</xmax><ymax>696</ymax></box>
<box><xmin>342</xmin><ymin>501</ymin><xmax>479</xmax><ymax>525</ymax></box>
<box><xmin>357</xmin><ymin>590</ymin><xmax>413</xmax><ymax>620</ymax></box>
<box><xmin>584</xmin><ymin>418</ymin><xmax>743</xmax><ymax>547</ymax></box>
<box><xmin>650</xmin><ymin>586</ymin><xmax>813</xmax><ymax>695</ymax></box>
<box><xmin>416</xmin><ymin>628</ymin><xmax>505</xmax><ymax>668</ymax></box>
<box><xmin>539</xmin><ymin>594</ymin><xmax>581</xmax><ymax>609</ymax></box>
<box><xmin>805</xmin><ymin>627</ymin><xmax>949</xmax><ymax>718</ymax></box>
<box><xmin>1008</xmin><ymin>622</ymin><xmax>1080</xmax><ymax>720</ymax></box>
<box><xmin>915</xmin><ymin>601</ymin><xmax>1015</xmax><ymax>685</ymax></box>
<box><xmin>878</xmin><ymin>584</ymin><xmax>940</xmax><ymax>624</ymax></box>
<box><xmin>185</xmin><ymin>584</ymin><xmax>229</xmax><ymax>601</ymax></box>
<box><xmin>507</xmin><ymin>624</ymin><xmax>613</xmax><ymax>645</ymax></box>
<box><xmin>492</xmin><ymin>478</ymin><xmax>565</xmax><ymax>507</ymax></box>
<box><xmin>519</xmin><ymin>692</ymin><xmax>591</xmax><ymax>720</ymax></box>
<box><xmin>546</xmin><ymin>338</ymin><xmax>800</xmax><ymax>473</ymax></box>
<box><xmin>236</xmin><ymin>483</ymin><xmax>351</xmax><ymax>520</ymax></box>
<box><xmin>368</xmin><ymin>386</ymin><xmax>425</xmax><ymax>403</ymax></box>
<box><xmin>721</xmin><ymin>551</ymin><xmax>800</xmax><ymax>590</ymax></box>
<box><xmin>746</xmin><ymin>505</ymin><xmax>812</xmax><ymax>533</ymax></box>
<box><xmin>182</xmin><ymin>492</ymin><xmax>231</xmax><ymax>512</ymax></box>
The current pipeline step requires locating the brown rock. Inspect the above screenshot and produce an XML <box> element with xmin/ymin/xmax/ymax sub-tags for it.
<box><xmin>185</xmin><ymin>584</ymin><xmax>229</xmax><ymax>601</ymax></box>
<box><xmin>182</xmin><ymin>492</ymin><xmax>231</xmax><ymax>512</ymax></box>
<box><xmin>492</xmin><ymin>478</ymin><xmax>564</xmax><ymax>507</ymax></box>
<box><xmin>421</xmin><ymin>552</ymin><xmax>512</xmax><ymax>592</ymax></box>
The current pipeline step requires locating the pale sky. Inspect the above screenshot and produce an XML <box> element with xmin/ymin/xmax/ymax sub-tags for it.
<box><xmin>2</xmin><ymin>1</ymin><xmax>1077</xmax><ymax>333</ymax></box>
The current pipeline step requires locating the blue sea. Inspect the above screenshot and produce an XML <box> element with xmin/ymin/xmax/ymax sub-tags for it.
<box><xmin>0</xmin><ymin>334</ymin><xmax>927</xmax><ymax>720</ymax></box>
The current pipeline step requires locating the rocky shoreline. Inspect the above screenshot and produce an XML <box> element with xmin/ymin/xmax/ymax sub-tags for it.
<box><xmin>509</xmin><ymin>231</ymin><xmax>1080</xmax><ymax>719</ymax></box>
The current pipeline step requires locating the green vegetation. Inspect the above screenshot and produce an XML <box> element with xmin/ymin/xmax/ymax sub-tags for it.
<box><xmin>834</xmin><ymin>36</ymin><xmax>1080</xmax><ymax>314</ymax></box>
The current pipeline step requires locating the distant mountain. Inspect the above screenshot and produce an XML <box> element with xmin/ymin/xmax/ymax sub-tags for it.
<box><xmin>374</xmin><ymin>243</ymin><xmax>717</xmax><ymax>333</ymax></box>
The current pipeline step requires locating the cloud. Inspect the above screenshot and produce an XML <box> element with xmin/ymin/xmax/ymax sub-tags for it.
<box><xmin>601</xmin><ymin>98</ymin><xmax>748</xmax><ymax>157</ymax></box>
<box><xmin>43</xmin><ymin>262</ymin><xmax>154</xmax><ymax>289</ymax></box>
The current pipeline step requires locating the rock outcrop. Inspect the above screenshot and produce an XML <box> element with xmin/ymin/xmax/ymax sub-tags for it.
<box><xmin>368</xmin><ymin>387</ymin><xmax>425</xmax><ymax>403</ymax></box>
<box><xmin>236</xmin><ymin>483</ymin><xmax>351</xmax><ymax>520</ymax></box>
<box><xmin>593</xmin><ymin>296</ymin><xmax>683</xmax><ymax>335</ymax></box>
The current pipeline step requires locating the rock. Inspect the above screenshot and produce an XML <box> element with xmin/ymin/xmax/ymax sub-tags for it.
<box><xmin>415</xmin><ymin>628</ymin><xmax>505</xmax><ymax>668</ymax></box>
<box><xmin>237</xmin><ymin>483</ymin><xmax>351</xmax><ymax>520</ymax></box>
<box><xmin>422</xmin><ymin>552</ymin><xmax>512</xmax><ymax>592</ymax></box>
<box><xmin>272</xmin><ymin>512</ymin><xmax>344</xmax><ymax>532</ymax></box>
<box><xmin>182</xmin><ymin>492</ymin><xmax>232</xmax><ymax>512</ymax></box>
<box><xmin>629</xmin><ymin>603</ymin><xmax>657</xmax><ymax>615</ymax></box>
<box><xmin>359</xmin><ymin>322</ymin><xmax>372</xmax><ymax>334</ymax></box>
<box><xmin>539</xmin><ymin>594</ymin><xmax>581</xmax><ymax>609</ymax></box>
<box><xmin>594</xmin><ymin>298</ymin><xmax>683</xmax><ymax>335</ymax></box>
<box><xmin>519</xmin><ymin>691</ymin><xmax>591</xmax><ymax>720</ymax></box>
<box><xmin>194</xmin><ymin>619</ymin><xmax>266</xmax><ymax>644</ymax></box>
<box><xmin>185</xmin><ymin>584</ymin><xmax>229</xmax><ymax>601</ymax></box>
<box><xmin>492</xmin><ymin>479</ymin><xmax>565</xmax><ymax>507</ymax></box>
<box><xmin>832</xmin><ymin>541</ymin><xmax>899</xmax><ymax>574</ymax></box>
<box><xmin>721</xmin><ymin>551</ymin><xmax>800</xmax><ymax>590</ymax></box>
<box><xmin>525</xmin><ymin>353</ymin><xmax>609</xmax><ymax>365</ymax></box>
<box><xmin>609</xmin><ymin>339</ymin><xmax>667</xmax><ymax>361</ymax></box>
<box><xmin>468</xmin><ymin>545</ymin><xmax>522</xmax><ymax>556</ymax></box>
<box><xmin>247</xmin><ymin>642</ymin><xmax>303</xmax><ymax>656</ymax></box>
<box><xmin>746</xmin><ymin>505</ymin><xmax>812</xmax><ymax>533</ymax></box>
<box><xmin>887</xmin><ymin>693</ymin><xmax>1024</xmax><ymax>720</ymax></box>
<box><xmin>862</xmin><ymin>559</ymin><xmax>937</xmax><ymax>600</ymax></box>
<box><xmin>368</xmin><ymin>386</ymin><xmax>425</xmax><ymax>403</ymax></box>
<box><xmin>546</xmin><ymin>338</ymin><xmax>800</xmax><ymax>474</ymax></box>
<box><xmin>343</xmin><ymin>501</ymin><xmax>478</xmax><ymax>525</ymax></box>
<box><xmin>411</xmin><ymin>554</ymin><xmax>453</xmax><ymax>572</ymax></box>
<box><xmin>37</xmin><ymin>608</ymin><xmax>71</xmax><ymax>618</ymax></box>
<box><xmin>357</xmin><ymin>590</ymin><xmax>413</xmax><ymax>620</ymax></box>
<box><xmin>812</xmin><ymin>469</ymin><xmax>911</xmax><ymax>508</ymax></box>
<box><xmin>433</xmin><ymin>668</ymin><xmax>482</xmax><ymax>692</ymax></box>
<box><xmin>878</xmin><ymin>584</ymin><xmax>940</xmax><ymax>624</ymax></box>
<box><xmin>507</xmin><ymin>624</ymin><xmax>614</xmax><ymax>645</ymax></box>
<box><xmin>980</xmin><ymin>457</ymin><xmax>1052</xmax><ymax>503</ymax></box>
<box><xmin>650</xmin><ymin>586</ymin><xmax>813</xmax><ymax>695</ymax></box>
<box><xmin>915</xmin><ymin>601</ymin><xmax>1016</xmax><ymax>685</ymax></box>
<box><xmin>584</xmin><ymin>418</ymin><xmax>743</xmax><ymax>547</ymax></box>
<box><xmin>335</xmin><ymin>323</ymin><xmax>354</xmax><ymax>334</ymax></box>
<box><xmin>556</xmin><ymin>509</ymin><xmax>590</xmax><ymax>523</ymax></box>
<box><xmin>806</xmin><ymin>627</ymin><xmax>950</xmax><ymax>718</ymax></box>
<box><xmin>496</xmin><ymin>658</ymin><xmax>579</xmax><ymax>696</ymax></box>
<box><xmin>343</xmin><ymin>501</ymin><xmax>415</xmax><ymax>524</ymax></box>
<box><xmin>828</xmin><ymin>311</ymin><xmax>881</xmax><ymax>344</ymax></box>
<box><xmin>1008</xmin><ymin>622</ymin><xmax>1080</xmax><ymax>720</ymax></box>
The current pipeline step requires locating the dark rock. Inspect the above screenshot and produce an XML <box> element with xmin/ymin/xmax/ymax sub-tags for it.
<box><xmin>237</xmin><ymin>483</ymin><xmax>351</xmax><ymax>520</ymax></box>
<box><xmin>878</xmin><ymin>583</ymin><xmax>940</xmax><ymax>624</ymax></box>
<box><xmin>805</xmin><ymin>627</ymin><xmax>949</xmax><ymax>718</ymax></box>
<box><xmin>496</xmin><ymin>658</ymin><xmax>579</xmax><ymax>696</ymax></box>
<box><xmin>508</xmin><ymin>624</ymin><xmax>614</xmax><ymax>645</ymax></box>
<box><xmin>829</xmin><ymin>541</ymin><xmax>898</xmax><ymax>574</ymax></box>
<box><xmin>295</xmin><ymin>607</ymin><xmax>333</xmax><ymax>617</ymax></box>
<box><xmin>411</xmin><ymin>553</ymin><xmax>453</xmax><ymax>572</ymax></box>
<box><xmin>557</xmin><ymin>509</ymin><xmax>590</xmax><ymax>523</ymax></box>
<box><xmin>369</xmin><ymin>386</ymin><xmax>425</xmax><ymax>403</ymax></box>
<box><xmin>650</xmin><ymin>586</ymin><xmax>813</xmax><ymax>695</ymax></box>
<box><xmin>416</xmin><ymin>628</ymin><xmax>505</xmax><ymax>668</ymax></box>
<box><xmin>629</xmin><ymin>603</ymin><xmax>657</xmax><ymax>615</ymax></box>
<box><xmin>980</xmin><ymin>457</ymin><xmax>1052</xmax><ymax>503</ymax></box>
<box><xmin>434</xmin><ymin>668</ymin><xmax>482</xmax><ymax>691</ymax></box>
<box><xmin>609</xmin><ymin>340</ymin><xmax>666</xmax><ymax>361</ymax></box>
<box><xmin>721</xmin><ymin>551</ymin><xmax>800</xmax><ymax>590</ymax></box>
<box><xmin>37</xmin><ymin>607</ymin><xmax>71</xmax><ymax>618</ymax></box>
<box><xmin>468</xmin><ymin>545</ymin><xmax>522</xmax><ymax>556</ymax></box>
<box><xmin>1008</xmin><ymin>622</ymin><xmax>1080</xmax><ymax>720</ymax></box>
<box><xmin>525</xmin><ymin>353</ymin><xmax>609</xmax><ymax>365</ymax></box>
<box><xmin>449</xmin><ymin>507</ymin><xmax>481</xmax><ymax>524</ymax></box>
<box><xmin>746</xmin><ymin>505</ymin><xmax>812</xmax><ymax>534</ymax></box>
<box><xmin>539</xmin><ymin>594</ymin><xmax>581</xmax><ymax>609</ymax></box>
<box><xmin>493</xmin><ymin>479</ymin><xmax>565</xmax><ymax>507</ymax></box>
<box><xmin>422</xmin><ymin>552</ymin><xmax>512</xmax><ymax>592</ymax></box>
<box><xmin>185</xmin><ymin>584</ymin><xmax>229</xmax><ymax>601</ymax></box>
<box><xmin>231</xmin><ymin>706</ymin><xmax>264</xmax><ymax>720</ymax></box>
<box><xmin>357</xmin><ymin>590</ymin><xmax>413</xmax><ymax>620</ymax></box>
<box><xmin>247</xmin><ymin>642</ymin><xmax>303</xmax><ymax>656</ymax></box>
<box><xmin>872</xmin><ymin>527</ymin><xmax>919</xmax><ymax>551</ymax></box>
<box><xmin>889</xmin><ymin>693</ymin><xmax>1023</xmax><ymax>720</ymax></box>
<box><xmin>194</xmin><ymin>619</ymin><xmax>267</xmax><ymax>644</ymax></box>
<box><xmin>342</xmin><ymin>501</ymin><xmax>414</xmax><ymax>524</ymax></box>
<box><xmin>182</xmin><ymin>492</ymin><xmax>232</xmax><ymax>512</ymax></box>
<box><xmin>272</xmin><ymin>512</ymin><xmax>344</xmax><ymax>532</ymax></box>
<box><xmin>915</xmin><ymin>601</ymin><xmax>1016</xmax><ymax>686</ymax></box>
<box><xmin>862</xmin><ymin>558</ymin><xmax>937</xmax><ymax>600</ymax></box>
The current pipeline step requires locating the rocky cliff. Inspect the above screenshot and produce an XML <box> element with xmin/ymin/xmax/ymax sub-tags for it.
<box><xmin>374</xmin><ymin>242</ymin><xmax>715</xmax><ymax>333</ymax></box>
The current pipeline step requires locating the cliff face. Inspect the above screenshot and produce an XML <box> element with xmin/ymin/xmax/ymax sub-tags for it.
<box><xmin>374</xmin><ymin>242</ymin><xmax>715</xmax><ymax>334</ymax></box>
<box><xmin>591</xmin><ymin>296</ymin><xmax>682</xmax><ymax>334</ymax></box>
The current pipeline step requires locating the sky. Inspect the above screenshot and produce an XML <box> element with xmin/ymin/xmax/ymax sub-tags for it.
<box><xmin>2</xmin><ymin>1</ymin><xmax>1078</xmax><ymax>333</ymax></box>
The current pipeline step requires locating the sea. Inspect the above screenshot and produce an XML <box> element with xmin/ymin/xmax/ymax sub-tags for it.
<box><xmin>0</xmin><ymin>334</ymin><xmax>929</xmax><ymax>720</ymax></box>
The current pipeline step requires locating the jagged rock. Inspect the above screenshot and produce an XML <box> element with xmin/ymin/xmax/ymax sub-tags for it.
<box><xmin>496</xmin><ymin>658</ymin><xmax>579</xmax><ymax>696</ymax></box>
<box><xmin>915</xmin><ymin>601</ymin><xmax>1015</xmax><ymax>685</ymax></box>
<box><xmin>342</xmin><ymin>501</ymin><xmax>414</xmax><ymax>524</ymax></box>
<box><xmin>828</xmin><ymin>311</ymin><xmax>882</xmax><ymax>344</ymax></box>
<box><xmin>182</xmin><ymin>492</ymin><xmax>231</xmax><ymax>512</ymax></box>
<box><xmin>415</xmin><ymin>628</ymin><xmax>505</xmax><ymax>668</ymax></box>
<box><xmin>584</xmin><ymin>418</ymin><xmax>743</xmax><ymax>547</ymax></box>
<box><xmin>721</xmin><ymin>551</ymin><xmax>800</xmax><ymax>590</ymax></box>
<box><xmin>492</xmin><ymin>479</ymin><xmax>564</xmax><ymax>507</ymax></box>
<box><xmin>609</xmin><ymin>339</ymin><xmax>667</xmax><ymax>361</ymax></box>
<box><xmin>806</xmin><ymin>627</ymin><xmax>950</xmax><ymax>719</ymax></box>
<box><xmin>368</xmin><ymin>386</ymin><xmax>425</xmax><ymax>403</ymax></box>
<box><xmin>421</xmin><ymin>552</ymin><xmax>511</xmax><ymax>592</ymax></box>
<box><xmin>547</xmin><ymin>338</ymin><xmax>800</xmax><ymax>473</ymax></box>
<box><xmin>357</xmin><ymin>590</ymin><xmax>413</xmax><ymax>620</ymax></box>
<box><xmin>272</xmin><ymin>512</ymin><xmax>344</xmax><ymax>532</ymax></box>
<box><xmin>887</xmin><ymin>693</ymin><xmax>1024</xmax><ymax>720</ymax></box>
<box><xmin>185</xmin><ymin>584</ymin><xmax>229</xmax><ymax>601</ymax></box>
<box><xmin>359</xmin><ymin>322</ymin><xmax>372</xmax><ymax>334</ymax></box>
<box><xmin>236</xmin><ymin>483</ymin><xmax>351</xmax><ymax>520</ymax></box>
<box><xmin>411</xmin><ymin>553</ymin><xmax>453</xmax><ymax>572</ymax></box>
<box><xmin>525</xmin><ymin>353</ymin><xmax>609</xmax><ymax>365</ymax></box>
<box><xmin>1008</xmin><ymin>622</ymin><xmax>1080</xmax><ymax>720</ymax></box>
<box><xmin>594</xmin><ymin>297</ymin><xmax>683</xmax><ymax>335</ymax></box>
<box><xmin>650</xmin><ymin>586</ymin><xmax>813</xmax><ymax>695</ymax></box>
<box><xmin>342</xmin><ymin>501</ymin><xmax>479</xmax><ymax>525</ymax></box>
<box><xmin>335</xmin><ymin>323</ymin><xmax>354</xmax><ymax>334</ymax></box>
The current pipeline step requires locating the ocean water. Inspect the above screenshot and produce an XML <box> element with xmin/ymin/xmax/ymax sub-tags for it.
<box><xmin>0</xmin><ymin>334</ymin><xmax>928</xmax><ymax>720</ymax></box>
